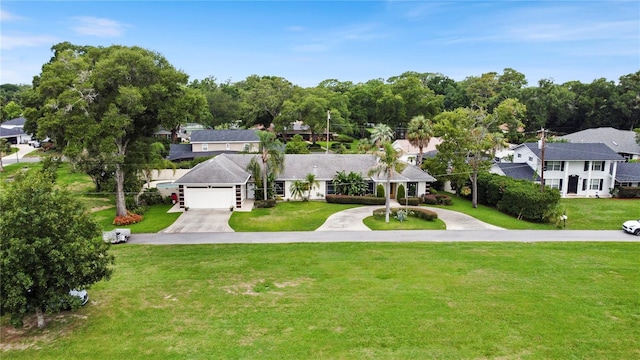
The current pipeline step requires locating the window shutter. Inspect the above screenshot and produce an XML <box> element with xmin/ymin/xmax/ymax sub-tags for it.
<box><xmin>599</xmin><ymin>179</ymin><xmax>603</xmax><ymax>190</ymax></box>
<box><xmin>584</xmin><ymin>161</ymin><xmax>589</xmax><ymax>171</ymax></box>
<box><xmin>582</xmin><ymin>179</ymin><xmax>587</xmax><ymax>191</ymax></box>
<box><xmin>601</xmin><ymin>161</ymin><xmax>605</xmax><ymax>171</ymax></box>
<box><xmin>561</xmin><ymin>162</ymin><xmax>565</xmax><ymax>171</ymax></box>
<box><xmin>559</xmin><ymin>179</ymin><xmax>563</xmax><ymax>190</ymax></box>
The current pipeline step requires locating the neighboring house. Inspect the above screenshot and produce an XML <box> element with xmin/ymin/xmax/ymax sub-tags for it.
<box><xmin>173</xmin><ymin>153</ymin><xmax>436</xmax><ymax>209</ymax></box>
<box><xmin>490</xmin><ymin>142</ymin><xmax>625</xmax><ymax>198</ymax></box>
<box><xmin>0</xmin><ymin>117</ymin><xmax>31</xmax><ymax>144</ymax></box>
<box><xmin>559</xmin><ymin>127</ymin><xmax>640</xmax><ymax>161</ymax></box>
<box><xmin>282</xmin><ymin>120</ymin><xmax>333</xmax><ymax>142</ymax></box>
<box><xmin>392</xmin><ymin>138</ymin><xmax>442</xmax><ymax>165</ymax></box>
<box><xmin>168</xmin><ymin>129</ymin><xmax>260</xmax><ymax>161</ymax></box>
<box><xmin>615</xmin><ymin>162</ymin><xmax>640</xmax><ymax>187</ymax></box>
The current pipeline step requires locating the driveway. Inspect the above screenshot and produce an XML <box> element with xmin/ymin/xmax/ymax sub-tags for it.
<box><xmin>316</xmin><ymin>205</ymin><xmax>503</xmax><ymax>231</ymax></box>
<box><xmin>161</xmin><ymin>209</ymin><xmax>234</xmax><ymax>233</ymax></box>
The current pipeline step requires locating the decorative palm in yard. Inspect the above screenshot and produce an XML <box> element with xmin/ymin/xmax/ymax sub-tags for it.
<box><xmin>368</xmin><ymin>142</ymin><xmax>405</xmax><ymax>223</ymax></box>
<box><xmin>407</xmin><ymin>115</ymin><xmax>434</xmax><ymax>166</ymax></box>
<box><xmin>247</xmin><ymin>130</ymin><xmax>284</xmax><ymax>200</ymax></box>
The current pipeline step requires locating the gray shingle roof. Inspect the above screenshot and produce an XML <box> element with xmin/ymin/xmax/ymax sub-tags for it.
<box><xmin>496</xmin><ymin>163</ymin><xmax>540</xmax><ymax>181</ymax></box>
<box><xmin>0</xmin><ymin>117</ymin><xmax>26</xmax><ymax>127</ymax></box>
<box><xmin>616</xmin><ymin>163</ymin><xmax>640</xmax><ymax>182</ymax></box>
<box><xmin>175</xmin><ymin>153</ymin><xmax>436</xmax><ymax>184</ymax></box>
<box><xmin>520</xmin><ymin>142</ymin><xmax>624</xmax><ymax>161</ymax></box>
<box><xmin>559</xmin><ymin>127</ymin><xmax>640</xmax><ymax>156</ymax></box>
<box><xmin>0</xmin><ymin>127</ymin><xmax>26</xmax><ymax>138</ymax></box>
<box><xmin>167</xmin><ymin>144</ymin><xmax>228</xmax><ymax>161</ymax></box>
<box><xmin>190</xmin><ymin>129</ymin><xmax>259</xmax><ymax>142</ymax></box>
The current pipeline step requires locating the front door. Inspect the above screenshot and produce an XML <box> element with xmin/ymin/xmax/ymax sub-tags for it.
<box><xmin>568</xmin><ymin>175</ymin><xmax>579</xmax><ymax>194</ymax></box>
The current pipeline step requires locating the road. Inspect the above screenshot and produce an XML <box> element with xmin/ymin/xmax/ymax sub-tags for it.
<box><xmin>130</xmin><ymin>230</ymin><xmax>638</xmax><ymax>245</ymax></box>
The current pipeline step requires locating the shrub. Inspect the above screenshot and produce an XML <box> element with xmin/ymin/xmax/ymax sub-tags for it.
<box><xmin>617</xmin><ymin>186</ymin><xmax>640</xmax><ymax>198</ymax></box>
<box><xmin>335</xmin><ymin>134</ymin><xmax>355</xmax><ymax>143</ymax></box>
<box><xmin>376</xmin><ymin>184</ymin><xmax>385</xmax><ymax>198</ymax></box>
<box><xmin>372</xmin><ymin>207</ymin><xmax>438</xmax><ymax>221</ymax></box>
<box><xmin>139</xmin><ymin>188</ymin><xmax>171</xmax><ymax>205</ymax></box>
<box><xmin>254</xmin><ymin>199</ymin><xmax>277</xmax><ymax>208</ymax></box>
<box><xmin>113</xmin><ymin>211</ymin><xmax>144</xmax><ymax>226</ymax></box>
<box><xmin>396</xmin><ymin>184</ymin><xmax>405</xmax><ymax>200</ymax></box>
<box><xmin>326</xmin><ymin>195</ymin><xmax>386</xmax><ymax>205</ymax></box>
<box><xmin>496</xmin><ymin>183</ymin><xmax>560</xmax><ymax>222</ymax></box>
<box><xmin>397</xmin><ymin>197</ymin><xmax>421</xmax><ymax>206</ymax></box>
<box><xmin>422</xmin><ymin>194</ymin><xmax>452</xmax><ymax>205</ymax></box>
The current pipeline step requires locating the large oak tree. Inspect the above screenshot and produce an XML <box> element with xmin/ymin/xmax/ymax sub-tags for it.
<box><xmin>25</xmin><ymin>43</ymin><xmax>205</xmax><ymax>216</ymax></box>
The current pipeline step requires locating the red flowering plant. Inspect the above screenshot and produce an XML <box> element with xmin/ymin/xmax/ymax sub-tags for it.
<box><xmin>112</xmin><ymin>211</ymin><xmax>144</xmax><ymax>226</ymax></box>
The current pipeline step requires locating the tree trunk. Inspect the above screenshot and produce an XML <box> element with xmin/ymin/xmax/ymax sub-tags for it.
<box><xmin>36</xmin><ymin>307</ymin><xmax>45</xmax><ymax>328</ymax></box>
<box><xmin>115</xmin><ymin>162</ymin><xmax>127</xmax><ymax>216</ymax></box>
<box><xmin>262</xmin><ymin>162</ymin><xmax>268</xmax><ymax>200</ymax></box>
<box><xmin>471</xmin><ymin>171</ymin><xmax>478</xmax><ymax>209</ymax></box>
<box><xmin>385</xmin><ymin>179</ymin><xmax>391</xmax><ymax>223</ymax></box>
<box><xmin>417</xmin><ymin>145</ymin><xmax>424</xmax><ymax>166</ymax></box>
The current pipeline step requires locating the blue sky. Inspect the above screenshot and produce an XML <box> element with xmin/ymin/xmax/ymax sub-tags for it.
<box><xmin>1</xmin><ymin>1</ymin><xmax>638</xmax><ymax>87</ymax></box>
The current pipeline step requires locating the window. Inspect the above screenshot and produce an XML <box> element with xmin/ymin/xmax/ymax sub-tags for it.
<box><xmin>326</xmin><ymin>181</ymin><xmax>335</xmax><ymax>195</ymax></box>
<box><xmin>517</xmin><ymin>153</ymin><xmax>522</xmax><ymax>158</ymax></box>
<box><xmin>274</xmin><ymin>181</ymin><xmax>285</xmax><ymax>197</ymax></box>
<box><xmin>545</xmin><ymin>161</ymin><xmax>562</xmax><ymax>171</ymax></box>
<box><xmin>407</xmin><ymin>182</ymin><xmax>418</xmax><ymax>197</ymax></box>
<box><xmin>366</xmin><ymin>181</ymin><xmax>375</xmax><ymax>195</ymax></box>
<box><xmin>528</xmin><ymin>156</ymin><xmax>533</xmax><ymax>162</ymax></box>
<box><xmin>545</xmin><ymin>179</ymin><xmax>562</xmax><ymax>190</ymax></box>
<box><xmin>226</xmin><ymin>143</ymin><xmax>230</xmax><ymax>150</ymax></box>
<box><xmin>589</xmin><ymin>179</ymin><xmax>602</xmax><ymax>191</ymax></box>
<box><xmin>591</xmin><ymin>161</ymin><xmax>604</xmax><ymax>171</ymax></box>
<box><xmin>202</xmin><ymin>143</ymin><xmax>208</xmax><ymax>151</ymax></box>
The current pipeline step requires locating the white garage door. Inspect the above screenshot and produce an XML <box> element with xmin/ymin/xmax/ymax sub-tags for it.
<box><xmin>184</xmin><ymin>187</ymin><xmax>234</xmax><ymax>209</ymax></box>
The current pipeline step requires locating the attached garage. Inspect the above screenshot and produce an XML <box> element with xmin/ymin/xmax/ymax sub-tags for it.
<box><xmin>184</xmin><ymin>187</ymin><xmax>235</xmax><ymax>209</ymax></box>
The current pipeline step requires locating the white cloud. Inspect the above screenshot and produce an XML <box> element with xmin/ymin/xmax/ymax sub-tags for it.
<box><xmin>71</xmin><ymin>16</ymin><xmax>129</xmax><ymax>37</ymax></box>
<box><xmin>0</xmin><ymin>8</ymin><xmax>25</xmax><ymax>21</ymax></box>
<box><xmin>0</xmin><ymin>34</ymin><xmax>58</xmax><ymax>49</ymax></box>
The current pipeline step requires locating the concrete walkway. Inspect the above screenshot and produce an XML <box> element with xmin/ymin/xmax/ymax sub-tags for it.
<box><xmin>316</xmin><ymin>202</ymin><xmax>503</xmax><ymax>231</ymax></box>
<box><xmin>1</xmin><ymin>144</ymin><xmax>39</xmax><ymax>165</ymax></box>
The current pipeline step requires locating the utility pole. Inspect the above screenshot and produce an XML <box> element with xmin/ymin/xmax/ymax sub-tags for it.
<box><xmin>539</xmin><ymin>127</ymin><xmax>545</xmax><ymax>193</ymax></box>
<box><xmin>326</xmin><ymin>110</ymin><xmax>331</xmax><ymax>154</ymax></box>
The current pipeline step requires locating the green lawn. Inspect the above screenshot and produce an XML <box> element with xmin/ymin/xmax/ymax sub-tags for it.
<box><xmin>431</xmin><ymin>193</ymin><xmax>639</xmax><ymax>230</ymax></box>
<box><xmin>229</xmin><ymin>201</ymin><xmax>360</xmax><ymax>231</ymax></box>
<box><xmin>94</xmin><ymin>204</ymin><xmax>181</xmax><ymax>233</ymax></box>
<box><xmin>2</xmin><ymin>243</ymin><xmax>638</xmax><ymax>359</ymax></box>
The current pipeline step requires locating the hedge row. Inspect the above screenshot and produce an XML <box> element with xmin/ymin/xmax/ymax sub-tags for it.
<box><xmin>396</xmin><ymin>197</ymin><xmax>422</xmax><ymax>206</ymax></box>
<box><xmin>422</xmin><ymin>194</ymin><xmax>453</xmax><ymax>205</ymax></box>
<box><xmin>372</xmin><ymin>207</ymin><xmax>438</xmax><ymax>221</ymax></box>
<box><xmin>254</xmin><ymin>199</ymin><xmax>277</xmax><ymax>208</ymax></box>
<box><xmin>325</xmin><ymin>195</ymin><xmax>386</xmax><ymax>205</ymax></box>
<box><xmin>476</xmin><ymin>173</ymin><xmax>560</xmax><ymax>222</ymax></box>
<box><xmin>617</xmin><ymin>186</ymin><xmax>640</xmax><ymax>198</ymax></box>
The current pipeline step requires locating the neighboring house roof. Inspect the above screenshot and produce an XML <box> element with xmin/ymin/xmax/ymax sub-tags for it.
<box><xmin>0</xmin><ymin>117</ymin><xmax>26</xmax><ymax>127</ymax></box>
<box><xmin>175</xmin><ymin>153</ymin><xmax>436</xmax><ymax>185</ymax></box>
<box><xmin>517</xmin><ymin>142</ymin><xmax>625</xmax><ymax>161</ymax></box>
<box><xmin>190</xmin><ymin>129</ymin><xmax>259</xmax><ymax>143</ymax></box>
<box><xmin>168</xmin><ymin>143</ymin><xmax>225</xmax><ymax>161</ymax></box>
<box><xmin>493</xmin><ymin>163</ymin><xmax>540</xmax><ymax>181</ymax></box>
<box><xmin>616</xmin><ymin>162</ymin><xmax>640</xmax><ymax>182</ymax></box>
<box><xmin>392</xmin><ymin>138</ymin><xmax>442</xmax><ymax>155</ymax></box>
<box><xmin>0</xmin><ymin>126</ymin><xmax>26</xmax><ymax>138</ymax></box>
<box><xmin>559</xmin><ymin>127</ymin><xmax>640</xmax><ymax>156</ymax></box>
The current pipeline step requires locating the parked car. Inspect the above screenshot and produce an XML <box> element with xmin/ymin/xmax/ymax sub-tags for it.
<box><xmin>622</xmin><ymin>219</ymin><xmax>640</xmax><ymax>235</ymax></box>
<box><xmin>69</xmin><ymin>289</ymin><xmax>89</xmax><ymax>306</ymax></box>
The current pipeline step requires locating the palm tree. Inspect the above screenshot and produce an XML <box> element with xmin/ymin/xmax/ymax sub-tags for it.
<box><xmin>370</xmin><ymin>123</ymin><xmax>393</xmax><ymax>147</ymax></box>
<box><xmin>406</xmin><ymin>115</ymin><xmax>434</xmax><ymax>166</ymax></box>
<box><xmin>289</xmin><ymin>180</ymin><xmax>306</xmax><ymax>200</ymax></box>
<box><xmin>368</xmin><ymin>142</ymin><xmax>405</xmax><ymax>223</ymax></box>
<box><xmin>304</xmin><ymin>173</ymin><xmax>320</xmax><ymax>200</ymax></box>
<box><xmin>255</xmin><ymin>130</ymin><xmax>284</xmax><ymax>200</ymax></box>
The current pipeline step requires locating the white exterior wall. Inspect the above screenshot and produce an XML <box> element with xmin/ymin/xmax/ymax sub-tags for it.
<box><xmin>192</xmin><ymin>142</ymin><xmax>258</xmax><ymax>152</ymax></box>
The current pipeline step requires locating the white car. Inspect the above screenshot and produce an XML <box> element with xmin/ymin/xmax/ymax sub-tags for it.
<box><xmin>622</xmin><ymin>219</ymin><xmax>640</xmax><ymax>236</ymax></box>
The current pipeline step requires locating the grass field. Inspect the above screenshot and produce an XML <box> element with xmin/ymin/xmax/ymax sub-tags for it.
<box><xmin>2</xmin><ymin>243</ymin><xmax>638</xmax><ymax>359</ymax></box>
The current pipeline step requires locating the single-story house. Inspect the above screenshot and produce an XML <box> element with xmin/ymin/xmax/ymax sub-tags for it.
<box><xmin>559</xmin><ymin>127</ymin><xmax>640</xmax><ymax>161</ymax></box>
<box><xmin>490</xmin><ymin>142</ymin><xmax>625</xmax><ymax>198</ymax></box>
<box><xmin>173</xmin><ymin>153</ymin><xmax>437</xmax><ymax>209</ymax></box>
<box><xmin>168</xmin><ymin>129</ymin><xmax>261</xmax><ymax>161</ymax></box>
<box><xmin>615</xmin><ymin>162</ymin><xmax>640</xmax><ymax>187</ymax></box>
<box><xmin>0</xmin><ymin>117</ymin><xmax>31</xmax><ymax>144</ymax></box>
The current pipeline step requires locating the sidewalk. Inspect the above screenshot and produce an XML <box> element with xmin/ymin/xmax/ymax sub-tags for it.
<box><xmin>1</xmin><ymin>144</ymin><xmax>39</xmax><ymax>165</ymax></box>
